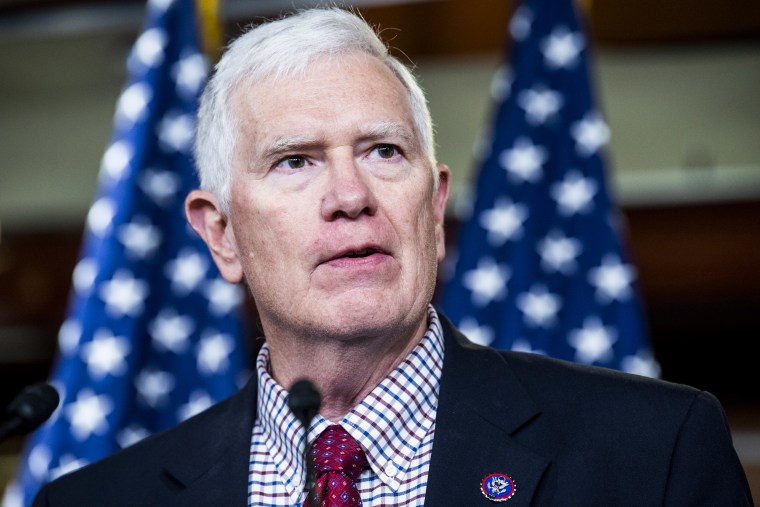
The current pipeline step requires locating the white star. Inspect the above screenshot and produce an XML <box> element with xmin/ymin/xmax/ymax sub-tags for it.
<box><xmin>58</xmin><ymin>319</ymin><xmax>81</xmax><ymax>356</ymax></box>
<box><xmin>571</xmin><ymin>113</ymin><xmax>610</xmax><ymax>156</ymax></box>
<box><xmin>538</xmin><ymin>230</ymin><xmax>582</xmax><ymax>275</ymax></box>
<box><xmin>518</xmin><ymin>85</ymin><xmax>563</xmax><ymax>125</ymax></box>
<box><xmin>588</xmin><ymin>255</ymin><xmax>635</xmax><ymax>303</ymax></box>
<box><xmin>72</xmin><ymin>257</ymin><xmax>98</xmax><ymax>295</ymax></box>
<box><xmin>517</xmin><ymin>285</ymin><xmax>562</xmax><ymax>328</ymax></box>
<box><xmin>165</xmin><ymin>249</ymin><xmax>208</xmax><ymax>295</ymax></box>
<box><xmin>551</xmin><ymin>170</ymin><xmax>597</xmax><ymax>216</ymax></box>
<box><xmin>479</xmin><ymin>198</ymin><xmax>528</xmax><ymax>246</ymax></box>
<box><xmin>621</xmin><ymin>351</ymin><xmax>661</xmax><ymax>378</ymax></box>
<box><xmin>204</xmin><ymin>278</ymin><xmax>244</xmax><ymax>315</ymax></box>
<box><xmin>118</xmin><ymin>216</ymin><xmax>162</xmax><ymax>259</ymax></box>
<box><xmin>511</xmin><ymin>339</ymin><xmax>546</xmax><ymax>355</ymax></box>
<box><xmin>64</xmin><ymin>389</ymin><xmax>113</xmax><ymax>441</ymax></box>
<box><xmin>172</xmin><ymin>51</ymin><xmax>208</xmax><ymax>98</ymax></box>
<box><xmin>139</xmin><ymin>168</ymin><xmax>181</xmax><ymax>207</ymax></box>
<box><xmin>98</xmin><ymin>270</ymin><xmax>149</xmax><ymax>317</ymax></box>
<box><xmin>197</xmin><ymin>332</ymin><xmax>235</xmax><ymax>375</ymax></box>
<box><xmin>463</xmin><ymin>258</ymin><xmax>510</xmax><ymax>307</ymax></box>
<box><xmin>131</xmin><ymin>27</ymin><xmax>167</xmax><ymax>68</ymax></box>
<box><xmin>87</xmin><ymin>198</ymin><xmax>116</xmax><ymax>237</ymax></box>
<box><xmin>490</xmin><ymin>66</ymin><xmax>511</xmax><ymax>102</ymax></box>
<box><xmin>149</xmin><ymin>309</ymin><xmax>194</xmax><ymax>353</ymax></box>
<box><xmin>568</xmin><ymin>317</ymin><xmax>618</xmax><ymax>364</ymax></box>
<box><xmin>541</xmin><ymin>27</ymin><xmax>584</xmax><ymax>69</ymax></box>
<box><xmin>177</xmin><ymin>390</ymin><xmax>213</xmax><ymax>422</ymax></box>
<box><xmin>99</xmin><ymin>141</ymin><xmax>132</xmax><ymax>181</ymax></box>
<box><xmin>115</xmin><ymin>82</ymin><xmax>152</xmax><ymax>125</ymax></box>
<box><xmin>509</xmin><ymin>5</ymin><xmax>533</xmax><ymax>41</ymax></box>
<box><xmin>157</xmin><ymin>111</ymin><xmax>194</xmax><ymax>153</ymax></box>
<box><xmin>80</xmin><ymin>329</ymin><xmax>131</xmax><ymax>380</ymax></box>
<box><xmin>49</xmin><ymin>454</ymin><xmax>89</xmax><ymax>481</ymax></box>
<box><xmin>458</xmin><ymin>317</ymin><xmax>494</xmax><ymax>346</ymax></box>
<box><xmin>135</xmin><ymin>368</ymin><xmax>175</xmax><ymax>408</ymax></box>
<box><xmin>28</xmin><ymin>444</ymin><xmax>51</xmax><ymax>480</ymax></box>
<box><xmin>499</xmin><ymin>137</ymin><xmax>547</xmax><ymax>183</ymax></box>
<box><xmin>117</xmin><ymin>424</ymin><xmax>151</xmax><ymax>449</ymax></box>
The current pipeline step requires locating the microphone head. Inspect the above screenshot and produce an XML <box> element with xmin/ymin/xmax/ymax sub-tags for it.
<box><xmin>7</xmin><ymin>382</ymin><xmax>60</xmax><ymax>435</ymax></box>
<box><xmin>288</xmin><ymin>379</ymin><xmax>321</xmax><ymax>429</ymax></box>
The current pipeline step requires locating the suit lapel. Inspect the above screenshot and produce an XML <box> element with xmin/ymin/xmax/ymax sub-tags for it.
<box><xmin>163</xmin><ymin>376</ymin><xmax>259</xmax><ymax>505</ymax></box>
<box><xmin>425</xmin><ymin>317</ymin><xmax>550</xmax><ymax>506</ymax></box>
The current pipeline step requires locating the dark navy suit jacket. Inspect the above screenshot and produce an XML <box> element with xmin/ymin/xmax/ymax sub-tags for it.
<box><xmin>34</xmin><ymin>314</ymin><xmax>753</xmax><ymax>506</ymax></box>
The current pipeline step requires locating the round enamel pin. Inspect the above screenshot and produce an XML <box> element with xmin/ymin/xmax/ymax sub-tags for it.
<box><xmin>480</xmin><ymin>472</ymin><xmax>516</xmax><ymax>502</ymax></box>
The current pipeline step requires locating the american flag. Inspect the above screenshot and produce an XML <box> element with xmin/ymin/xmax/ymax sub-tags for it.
<box><xmin>3</xmin><ymin>1</ymin><xmax>248</xmax><ymax>505</ymax></box>
<box><xmin>439</xmin><ymin>0</ymin><xmax>659</xmax><ymax>376</ymax></box>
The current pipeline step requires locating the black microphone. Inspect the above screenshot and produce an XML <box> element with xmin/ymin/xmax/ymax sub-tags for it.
<box><xmin>288</xmin><ymin>379</ymin><xmax>321</xmax><ymax>507</ymax></box>
<box><xmin>0</xmin><ymin>382</ymin><xmax>60</xmax><ymax>444</ymax></box>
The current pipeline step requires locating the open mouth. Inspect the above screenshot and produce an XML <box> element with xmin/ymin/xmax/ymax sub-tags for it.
<box><xmin>341</xmin><ymin>248</ymin><xmax>378</xmax><ymax>259</ymax></box>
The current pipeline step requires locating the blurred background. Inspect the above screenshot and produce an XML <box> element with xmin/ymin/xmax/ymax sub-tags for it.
<box><xmin>1</xmin><ymin>0</ymin><xmax>759</xmax><ymax>500</ymax></box>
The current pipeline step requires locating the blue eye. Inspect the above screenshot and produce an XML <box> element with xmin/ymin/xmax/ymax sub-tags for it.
<box><xmin>280</xmin><ymin>156</ymin><xmax>307</xmax><ymax>169</ymax></box>
<box><xmin>373</xmin><ymin>144</ymin><xmax>398</xmax><ymax>159</ymax></box>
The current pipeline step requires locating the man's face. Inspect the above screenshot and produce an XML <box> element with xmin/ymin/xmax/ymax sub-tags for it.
<box><xmin>216</xmin><ymin>53</ymin><xmax>448</xmax><ymax>342</ymax></box>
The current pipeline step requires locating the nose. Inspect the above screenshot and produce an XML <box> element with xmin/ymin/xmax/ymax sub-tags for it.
<box><xmin>320</xmin><ymin>155</ymin><xmax>377</xmax><ymax>221</ymax></box>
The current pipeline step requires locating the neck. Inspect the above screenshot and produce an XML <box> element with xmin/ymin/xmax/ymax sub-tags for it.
<box><xmin>265</xmin><ymin>315</ymin><xmax>429</xmax><ymax>421</ymax></box>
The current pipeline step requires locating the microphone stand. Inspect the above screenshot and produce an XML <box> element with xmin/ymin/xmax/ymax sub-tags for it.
<box><xmin>288</xmin><ymin>379</ymin><xmax>322</xmax><ymax>507</ymax></box>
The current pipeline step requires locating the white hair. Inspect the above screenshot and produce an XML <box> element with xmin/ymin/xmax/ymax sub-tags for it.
<box><xmin>194</xmin><ymin>7</ymin><xmax>438</xmax><ymax>214</ymax></box>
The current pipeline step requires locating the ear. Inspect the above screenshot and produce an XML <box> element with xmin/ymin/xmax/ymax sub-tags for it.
<box><xmin>432</xmin><ymin>164</ymin><xmax>451</xmax><ymax>262</ymax></box>
<box><xmin>185</xmin><ymin>190</ymin><xmax>244</xmax><ymax>283</ymax></box>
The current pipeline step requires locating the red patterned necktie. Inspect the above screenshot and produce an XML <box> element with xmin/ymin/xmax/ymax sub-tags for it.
<box><xmin>305</xmin><ymin>425</ymin><xmax>368</xmax><ymax>507</ymax></box>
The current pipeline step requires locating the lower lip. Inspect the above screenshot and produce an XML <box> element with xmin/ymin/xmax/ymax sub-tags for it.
<box><xmin>324</xmin><ymin>252</ymin><xmax>389</xmax><ymax>269</ymax></box>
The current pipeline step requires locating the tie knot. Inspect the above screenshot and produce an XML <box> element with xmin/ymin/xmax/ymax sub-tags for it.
<box><xmin>310</xmin><ymin>425</ymin><xmax>367</xmax><ymax>481</ymax></box>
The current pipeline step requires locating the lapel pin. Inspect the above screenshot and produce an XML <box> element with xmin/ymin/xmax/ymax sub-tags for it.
<box><xmin>480</xmin><ymin>472</ymin><xmax>516</xmax><ymax>502</ymax></box>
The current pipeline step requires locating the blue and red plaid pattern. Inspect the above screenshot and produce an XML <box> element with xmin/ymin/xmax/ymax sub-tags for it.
<box><xmin>248</xmin><ymin>306</ymin><xmax>444</xmax><ymax>506</ymax></box>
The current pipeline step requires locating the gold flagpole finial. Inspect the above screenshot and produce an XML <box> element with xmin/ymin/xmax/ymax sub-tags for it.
<box><xmin>197</xmin><ymin>0</ymin><xmax>223</xmax><ymax>62</ymax></box>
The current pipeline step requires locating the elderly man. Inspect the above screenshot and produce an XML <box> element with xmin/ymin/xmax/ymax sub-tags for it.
<box><xmin>35</xmin><ymin>7</ymin><xmax>752</xmax><ymax>507</ymax></box>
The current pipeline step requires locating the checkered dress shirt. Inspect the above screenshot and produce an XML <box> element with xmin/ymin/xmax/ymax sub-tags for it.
<box><xmin>248</xmin><ymin>306</ymin><xmax>444</xmax><ymax>506</ymax></box>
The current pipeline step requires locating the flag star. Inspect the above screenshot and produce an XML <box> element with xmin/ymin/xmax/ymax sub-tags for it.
<box><xmin>458</xmin><ymin>317</ymin><xmax>494</xmax><ymax>346</ymax></box>
<box><xmin>100</xmin><ymin>141</ymin><xmax>133</xmax><ymax>181</ymax></box>
<box><xmin>204</xmin><ymin>278</ymin><xmax>243</xmax><ymax>315</ymax></box>
<box><xmin>165</xmin><ymin>249</ymin><xmax>208</xmax><ymax>295</ymax></box>
<box><xmin>197</xmin><ymin>332</ymin><xmax>235</xmax><ymax>374</ymax></box>
<box><xmin>509</xmin><ymin>5</ymin><xmax>533</xmax><ymax>41</ymax></box>
<box><xmin>568</xmin><ymin>317</ymin><xmax>618</xmax><ymax>364</ymax></box>
<box><xmin>149</xmin><ymin>309</ymin><xmax>194</xmax><ymax>353</ymax></box>
<box><xmin>157</xmin><ymin>112</ymin><xmax>194</xmax><ymax>153</ymax></box>
<box><xmin>64</xmin><ymin>389</ymin><xmax>113</xmax><ymax>441</ymax></box>
<box><xmin>541</xmin><ymin>27</ymin><xmax>584</xmax><ymax>69</ymax></box>
<box><xmin>518</xmin><ymin>85</ymin><xmax>564</xmax><ymax>125</ymax></box>
<box><xmin>479</xmin><ymin>198</ymin><xmax>528</xmax><ymax>246</ymax></box>
<box><xmin>139</xmin><ymin>168</ymin><xmax>181</xmax><ymax>206</ymax></box>
<box><xmin>98</xmin><ymin>270</ymin><xmax>149</xmax><ymax>317</ymax></box>
<box><xmin>73</xmin><ymin>257</ymin><xmax>98</xmax><ymax>295</ymax></box>
<box><xmin>80</xmin><ymin>330</ymin><xmax>131</xmax><ymax>379</ymax></box>
<box><xmin>117</xmin><ymin>424</ymin><xmax>151</xmax><ymax>449</ymax></box>
<box><xmin>499</xmin><ymin>137</ymin><xmax>547</xmax><ymax>183</ymax></box>
<box><xmin>87</xmin><ymin>197</ymin><xmax>116</xmax><ymax>236</ymax></box>
<box><xmin>551</xmin><ymin>170</ymin><xmax>597</xmax><ymax>216</ymax></box>
<box><xmin>49</xmin><ymin>454</ymin><xmax>89</xmax><ymax>481</ymax></box>
<box><xmin>173</xmin><ymin>51</ymin><xmax>208</xmax><ymax>97</ymax></box>
<box><xmin>177</xmin><ymin>390</ymin><xmax>213</xmax><ymax>422</ymax></box>
<box><xmin>517</xmin><ymin>285</ymin><xmax>562</xmax><ymax>328</ymax></box>
<box><xmin>511</xmin><ymin>339</ymin><xmax>546</xmax><ymax>355</ymax></box>
<box><xmin>571</xmin><ymin>113</ymin><xmax>610</xmax><ymax>156</ymax></box>
<box><xmin>28</xmin><ymin>445</ymin><xmax>52</xmax><ymax>480</ymax></box>
<box><xmin>118</xmin><ymin>216</ymin><xmax>162</xmax><ymax>259</ymax></box>
<box><xmin>538</xmin><ymin>230</ymin><xmax>582</xmax><ymax>274</ymax></box>
<box><xmin>131</xmin><ymin>27</ymin><xmax>167</xmax><ymax>68</ymax></box>
<box><xmin>588</xmin><ymin>255</ymin><xmax>635</xmax><ymax>303</ymax></box>
<box><xmin>621</xmin><ymin>351</ymin><xmax>661</xmax><ymax>378</ymax></box>
<box><xmin>115</xmin><ymin>82</ymin><xmax>152</xmax><ymax>125</ymax></box>
<box><xmin>463</xmin><ymin>257</ymin><xmax>510</xmax><ymax>307</ymax></box>
<box><xmin>135</xmin><ymin>368</ymin><xmax>175</xmax><ymax>408</ymax></box>
<box><xmin>149</xmin><ymin>0</ymin><xmax>175</xmax><ymax>12</ymax></box>
<box><xmin>58</xmin><ymin>319</ymin><xmax>81</xmax><ymax>356</ymax></box>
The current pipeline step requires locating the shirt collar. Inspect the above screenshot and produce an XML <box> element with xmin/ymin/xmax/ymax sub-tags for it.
<box><xmin>255</xmin><ymin>305</ymin><xmax>445</xmax><ymax>493</ymax></box>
